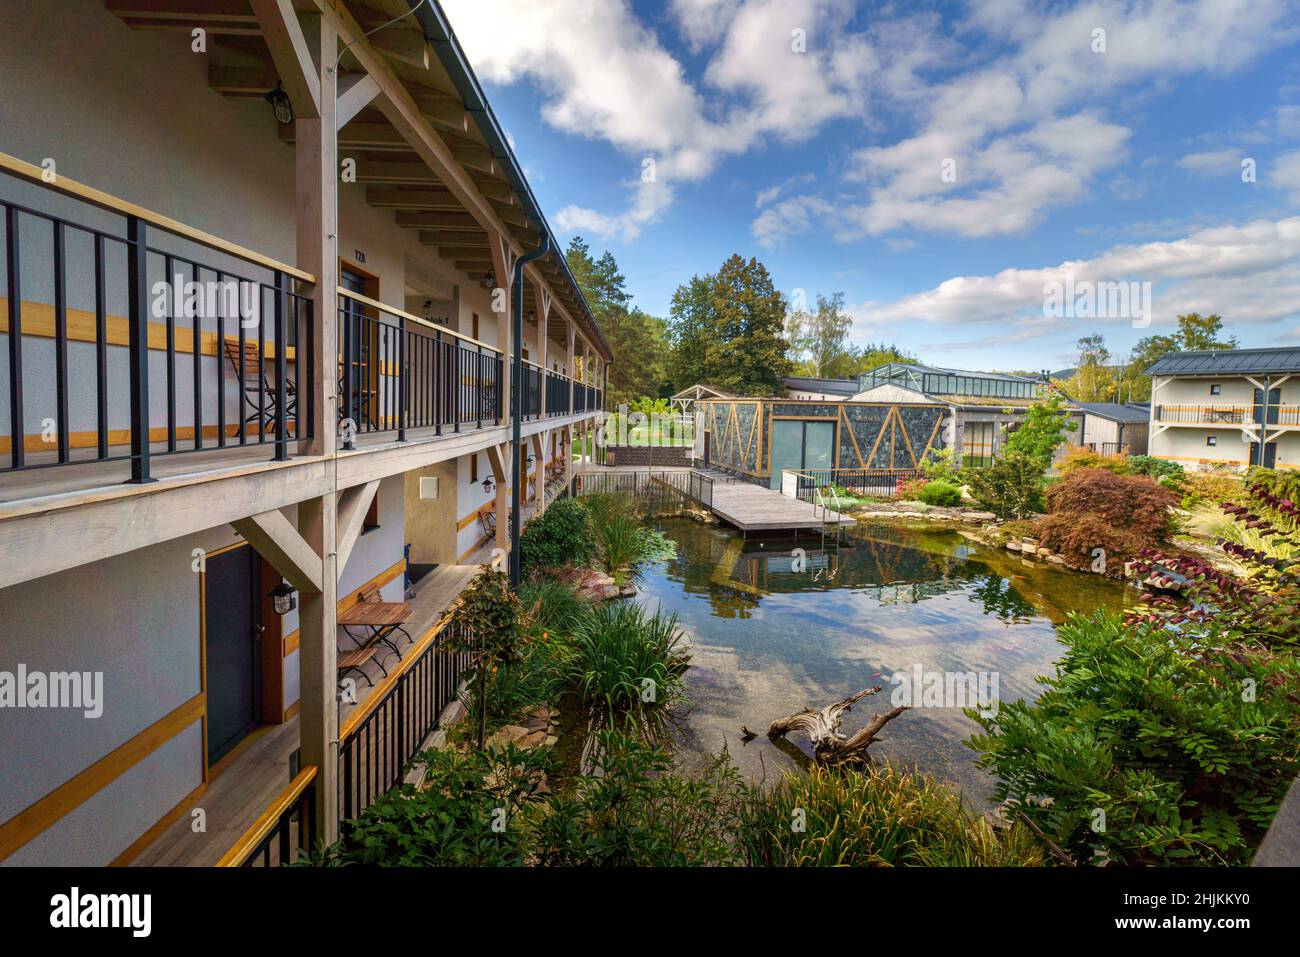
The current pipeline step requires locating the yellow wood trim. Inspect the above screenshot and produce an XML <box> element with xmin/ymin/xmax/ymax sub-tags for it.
<box><xmin>216</xmin><ymin>765</ymin><xmax>318</xmax><ymax>867</ymax></box>
<box><xmin>895</xmin><ymin>408</ymin><xmax>917</xmax><ymax>467</ymax></box>
<box><xmin>457</xmin><ymin>500</ymin><xmax>498</xmax><ymax>532</ymax></box>
<box><xmin>339</xmin><ymin>601</ymin><xmax>465</xmax><ymax>742</ymax></box>
<box><xmin>108</xmin><ymin>781</ymin><xmax>208</xmax><ymax>867</ymax></box>
<box><xmin>0</xmin><ymin>298</ymin><xmax>296</xmax><ymax>360</ymax></box>
<box><xmin>282</xmin><ymin>700</ymin><xmax>301</xmax><ymax>723</ymax></box>
<box><xmin>337</xmin><ymin>287</ymin><xmax>502</xmax><ymax>354</ymax></box>
<box><xmin>843</xmin><ymin>408</ymin><xmax>867</xmax><ymax>468</ymax></box>
<box><xmin>0</xmin><ymin>151</ymin><xmax>314</xmax><ymax>282</ymax></box>
<box><xmin>281</xmin><ymin>557</ymin><xmax>407</xmax><ymax>657</ymax></box>
<box><xmin>0</xmin><ymin>693</ymin><xmax>206</xmax><ymax>861</ymax></box>
<box><xmin>863</xmin><ymin>408</ymin><xmax>889</xmax><ymax>468</ymax></box>
<box><xmin>921</xmin><ymin>412</ymin><xmax>943</xmax><ymax>463</ymax></box>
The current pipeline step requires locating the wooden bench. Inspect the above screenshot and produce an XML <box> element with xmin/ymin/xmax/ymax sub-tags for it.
<box><xmin>337</xmin><ymin>646</ymin><xmax>378</xmax><ymax>689</ymax></box>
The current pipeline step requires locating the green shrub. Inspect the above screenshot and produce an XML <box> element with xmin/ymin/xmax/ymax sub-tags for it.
<box><xmin>967</xmin><ymin>611</ymin><xmax>1300</xmax><ymax>865</ymax></box>
<box><xmin>919</xmin><ymin>447</ymin><xmax>961</xmax><ymax>485</ymax></box>
<box><xmin>738</xmin><ymin>763</ymin><xmax>1043</xmax><ymax>866</ymax></box>
<box><xmin>1058</xmin><ymin>445</ymin><xmax>1128</xmax><ymax>476</ymax></box>
<box><xmin>1002</xmin><ymin>393</ymin><xmax>1076</xmax><ymax>469</ymax></box>
<box><xmin>521</xmin><ymin>497</ymin><xmax>593</xmax><ymax>574</ymax></box>
<box><xmin>1128</xmin><ymin>455</ymin><xmax>1185</xmax><ymax>481</ymax></box>
<box><xmin>557</xmin><ymin>602</ymin><xmax>690</xmax><ymax>735</ymax></box>
<box><xmin>962</xmin><ymin>450</ymin><xmax>1045</xmax><ymax>518</ymax></box>
<box><xmin>918</xmin><ymin>479</ymin><xmax>963</xmax><ymax>507</ymax></box>
<box><xmin>448</xmin><ymin>567</ymin><xmax>524</xmax><ymax>749</ymax></box>
<box><xmin>311</xmin><ymin>745</ymin><xmax>551</xmax><ymax>866</ymax></box>
<box><xmin>531</xmin><ymin>731</ymin><xmax>744</xmax><ymax>866</ymax></box>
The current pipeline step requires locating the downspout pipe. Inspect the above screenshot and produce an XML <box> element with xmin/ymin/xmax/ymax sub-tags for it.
<box><xmin>510</xmin><ymin>235</ymin><xmax>550</xmax><ymax>588</ymax></box>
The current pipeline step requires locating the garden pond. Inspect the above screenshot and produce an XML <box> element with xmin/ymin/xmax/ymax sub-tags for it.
<box><xmin>633</xmin><ymin>518</ymin><xmax>1133</xmax><ymax>806</ymax></box>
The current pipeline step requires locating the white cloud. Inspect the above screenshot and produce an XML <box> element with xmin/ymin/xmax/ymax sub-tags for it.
<box><xmin>755</xmin><ymin>0</ymin><xmax>1298</xmax><ymax>244</ymax></box>
<box><xmin>1272</xmin><ymin>150</ymin><xmax>1300</xmax><ymax>204</ymax></box>
<box><xmin>1178</xmin><ymin>149</ymin><xmax>1244</xmax><ymax>175</ymax></box>
<box><xmin>443</xmin><ymin>0</ymin><xmax>1298</xmax><ymax>244</ymax></box>
<box><xmin>442</xmin><ymin>0</ymin><xmax>939</xmax><ymax>241</ymax></box>
<box><xmin>846</xmin><ymin>217</ymin><xmax>1300</xmax><ymax>347</ymax></box>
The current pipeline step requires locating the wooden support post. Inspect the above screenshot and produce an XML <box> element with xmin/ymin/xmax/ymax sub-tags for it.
<box><xmin>490</xmin><ymin>235</ymin><xmax>515</xmax><ymax>427</ymax></box>
<box><xmin>291</xmin><ymin>11</ymin><xmax>338</xmax><ymax>839</ymax></box>
<box><xmin>486</xmin><ymin>443</ymin><xmax>509</xmax><ymax>557</ymax></box>
<box><xmin>532</xmin><ymin>431</ymin><xmax>546</xmax><ymax>514</ymax></box>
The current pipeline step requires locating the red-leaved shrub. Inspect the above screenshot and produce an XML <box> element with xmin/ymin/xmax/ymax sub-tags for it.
<box><xmin>1034</xmin><ymin>468</ymin><xmax>1178</xmax><ymax>574</ymax></box>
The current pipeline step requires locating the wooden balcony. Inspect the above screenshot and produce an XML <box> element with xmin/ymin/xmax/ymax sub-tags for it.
<box><xmin>1154</xmin><ymin>404</ymin><xmax>1300</xmax><ymax>427</ymax></box>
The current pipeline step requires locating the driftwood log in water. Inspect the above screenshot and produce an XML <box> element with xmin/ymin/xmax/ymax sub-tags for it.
<box><xmin>743</xmin><ymin>687</ymin><xmax>909</xmax><ymax>765</ymax></box>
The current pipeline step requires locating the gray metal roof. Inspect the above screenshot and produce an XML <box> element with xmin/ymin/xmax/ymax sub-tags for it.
<box><xmin>1146</xmin><ymin>348</ymin><xmax>1300</xmax><ymax>376</ymax></box>
<box><xmin>783</xmin><ymin>376</ymin><xmax>858</xmax><ymax>395</ymax></box>
<box><xmin>1074</xmin><ymin>402</ymin><xmax>1150</xmax><ymax>424</ymax></box>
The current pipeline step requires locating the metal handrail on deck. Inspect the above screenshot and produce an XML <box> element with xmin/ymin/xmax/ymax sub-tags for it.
<box><xmin>1</xmin><ymin>151</ymin><xmax>316</xmax><ymax>479</ymax></box>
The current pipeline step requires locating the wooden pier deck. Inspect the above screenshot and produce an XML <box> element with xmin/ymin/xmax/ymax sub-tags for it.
<box><xmin>708</xmin><ymin>479</ymin><xmax>854</xmax><ymax>533</ymax></box>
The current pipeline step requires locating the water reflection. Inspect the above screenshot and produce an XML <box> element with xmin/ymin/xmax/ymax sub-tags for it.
<box><xmin>638</xmin><ymin>519</ymin><xmax>1131</xmax><ymax>806</ymax></box>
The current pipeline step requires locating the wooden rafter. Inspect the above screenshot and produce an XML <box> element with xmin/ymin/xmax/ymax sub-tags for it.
<box><xmin>249</xmin><ymin>0</ymin><xmax>321</xmax><ymax>118</ymax></box>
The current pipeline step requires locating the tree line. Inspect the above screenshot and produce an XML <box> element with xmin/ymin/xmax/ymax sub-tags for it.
<box><xmin>565</xmin><ymin>235</ymin><xmax>1238</xmax><ymax>407</ymax></box>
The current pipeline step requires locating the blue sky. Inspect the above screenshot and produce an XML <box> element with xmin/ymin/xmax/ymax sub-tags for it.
<box><xmin>442</xmin><ymin>0</ymin><xmax>1300</xmax><ymax>373</ymax></box>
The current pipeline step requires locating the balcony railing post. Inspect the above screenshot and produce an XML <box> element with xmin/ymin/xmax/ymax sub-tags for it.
<box><xmin>273</xmin><ymin>270</ymin><xmax>289</xmax><ymax>461</ymax></box>
<box><xmin>341</xmin><ymin>298</ymin><xmax>355</xmax><ymax>450</ymax></box>
<box><xmin>5</xmin><ymin>205</ymin><xmax>23</xmax><ymax>470</ymax></box>
<box><xmin>126</xmin><ymin>214</ymin><xmax>154</xmax><ymax>483</ymax></box>
<box><xmin>397</xmin><ymin>316</ymin><xmax>407</xmax><ymax>442</ymax></box>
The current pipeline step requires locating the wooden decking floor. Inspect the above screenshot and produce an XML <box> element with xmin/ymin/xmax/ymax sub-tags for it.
<box><xmin>129</xmin><ymin>562</ymin><xmax>480</xmax><ymax>867</ymax></box>
<box><xmin>709</xmin><ymin>480</ymin><xmax>854</xmax><ymax>532</ymax></box>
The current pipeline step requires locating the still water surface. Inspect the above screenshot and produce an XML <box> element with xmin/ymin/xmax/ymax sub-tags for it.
<box><xmin>635</xmin><ymin>519</ymin><xmax>1132</xmax><ymax>805</ymax></box>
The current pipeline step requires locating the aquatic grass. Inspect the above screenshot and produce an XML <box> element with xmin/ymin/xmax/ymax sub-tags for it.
<box><xmin>556</xmin><ymin>602</ymin><xmax>690</xmax><ymax>737</ymax></box>
<box><xmin>737</xmin><ymin>762</ymin><xmax>1043</xmax><ymax>867</ymax></box>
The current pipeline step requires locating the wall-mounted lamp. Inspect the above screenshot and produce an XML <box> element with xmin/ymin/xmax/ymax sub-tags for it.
<box><xmin>480</xmin><ymin>270</ymin><xmax>496</xmax><ymax>290</ymax></box>
<box><xmin>264</xmin><ymin>84</ymin><xmax>294</xmax><ymax>125</ymax></box>
<box><xmin>481</xmin><ymin>476</ymin><xmax>496</xmax><ymax>494</ymax></box>
<box><xmin>270</xmin><ymin>578</ymin><xmax>297</xmax><ymax>616</ymax></box>
<box><xmin>526</xmin><ymin>454</ymin><xmax>535</xmax><ymax>467</ymax></box>
<box><xmin>422</xmin><ymin>298</ymin><xmax>433</xmax><ymax>321</ymax></box>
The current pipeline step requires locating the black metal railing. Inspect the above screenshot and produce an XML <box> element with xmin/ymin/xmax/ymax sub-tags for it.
<box><xmin>546</xmin><ymin>368</ymin><xmax>569</xmax><ymax>416</ymax></box>
<box><xmin>521</xmin><ymin>360</ymin><xmax>542</xmax><ymax>420</ymax></box>
<box><xmin>337</xmin><ymin>615</ymin><xmax>473</xmax><ymax>822</ymax></box>
<box><xmin>571</xmin><ymin>468</ymin><xmax>708</xmax><ymax>511</ymax></box>
<box><xmin>2</xmin><ymin>165</ymin><xmax>315</xmax><ymax>478</ymax></box>
<box><xmin>789</xmin><ymin>468</ymin><xmax>923</xmax><ymax>502</ymax></box>
<box><xmin>220</xmin><ymin>766</ymin><xmax>318</xmax><ymax>867</ymax></box>
<box><xmin>337</xmin><ymin>292</ymin><xmax>503</xmax><ymax>446</ymax></box>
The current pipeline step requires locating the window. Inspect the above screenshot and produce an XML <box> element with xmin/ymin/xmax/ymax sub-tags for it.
<box><xmin>472</xmin><ymin>312</ymin><xmax>480</xmax><ymax>341</ymax></box>
<box><xmin>1209</xmin><ymin>384</ymin><xmax>1221</xmax><ymax>396</ymax></box>
<box><xmin>471</xmin><ymin>454</ymin><xmax>479</xmax><ymax>483</ymax></box>
<box><xmin>1206</xmin><ymin>436</ymin><xmax>1217</xmax><ymax>447</ymax></box>
<box><xmin>363</xmin><ymin>495</ymin><xmax>380</xmax><ymax>532</ymax></box>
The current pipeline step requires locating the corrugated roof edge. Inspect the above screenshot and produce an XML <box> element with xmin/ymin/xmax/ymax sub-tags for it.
<box><xmin>418</xmin><ymin>0</ymin><xmax>613</xmax><ymax>362</ymax></box>
<box><xmin>1146</xmin><ymin>347</ymin><xmax>1300</xmax><ymax>376</ymax></box>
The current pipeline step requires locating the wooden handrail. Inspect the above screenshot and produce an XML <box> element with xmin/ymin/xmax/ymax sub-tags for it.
<box><xmin>0</xmin><ymin>151</ymin><xmax>315</xmax><ymax>284</ymax></box>
<box><xmin>216</xmin><ymin>765</ymin><xmax>318</xmax><ymax>867</ymax></box>
<box><xmin>336</xmin><ymin>287</ymin><xmax>502</xmax><ymax>355</ymax></box>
